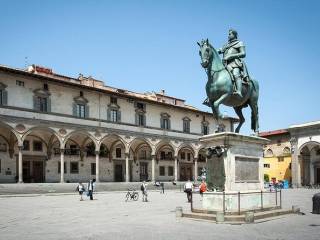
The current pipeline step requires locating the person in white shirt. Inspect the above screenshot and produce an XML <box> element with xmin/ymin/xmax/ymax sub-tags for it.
<box><xmin>184</xmin><ymin>179</ymin><xmax>193</xmax><ymax>203</ymax></box>
<box><xmin>76</xmin><ymin>182</ymin><xmax>85</xmax><ymax>201</ymax></box>
<box><xmin>141</xmin><ymin>181</ymin><xmax>148</xmax><ymax>202</ymax></box>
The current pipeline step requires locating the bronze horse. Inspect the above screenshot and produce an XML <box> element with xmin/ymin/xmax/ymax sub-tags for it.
<box><xmin>198</xmin><ymin>39</ymin><xmax>259</xmax><ymax>134</ymax></box>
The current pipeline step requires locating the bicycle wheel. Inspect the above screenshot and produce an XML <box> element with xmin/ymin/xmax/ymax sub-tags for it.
<box><xmin>125</xmin><ymin>192</ymin><xmax>130</xmax><ymax>201</ymax></box>
<box><xmin>133</xmin><ymin>192</ymin><xmax>139</xmax><ymax>201</ymax></box>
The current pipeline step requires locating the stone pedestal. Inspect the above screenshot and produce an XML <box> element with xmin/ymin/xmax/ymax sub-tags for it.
<box><xmin>199</xmin><ymin>132</ymin><xmax>270</xmax><ymax>211</ymax></box>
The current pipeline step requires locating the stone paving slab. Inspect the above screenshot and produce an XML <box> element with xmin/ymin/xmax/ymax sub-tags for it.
<box><xmin>0</xmin><ymin>189</ymin><xmax>319</xmax><ymax>240</ymax></box>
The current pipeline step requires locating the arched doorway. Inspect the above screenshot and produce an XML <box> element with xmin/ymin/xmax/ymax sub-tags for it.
<box><xmin>299</xmin><ymin>142</ymin><xmax>320</xmax><ymax>185</ymax></box>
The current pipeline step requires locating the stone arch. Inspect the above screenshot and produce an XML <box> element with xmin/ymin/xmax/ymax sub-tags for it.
<box><xmin>100</xmin><ymin>134</ymin><xmax>127</xmax><ymax>161</ymax></box>
<box><xmin>155</xmin><ymin>140</ymin><xmax>175</xmax><ymax>161</ymax></box>
<box><xmin>176</xmin><ymin>143</ymin><xmax>195</xmax><ymax>158</ymax></box>
<box><xmin>298</xmin><ymin>141</ymin><xmax>320</xmax><ymax>153</ymax></box>
<box><xmin>99</xmin><ymin>134</ymin><xmax>127</xmax><ymax>151</ymax></box>
<box><xmin>0</xmin><ymin>121</ymin><xmax>21</xmax><ymax>145</ymax></box>
<box><xmin>128</xmin><ymin>137</ymin><xmax>153</xmax><ymax>161</ymax></box>
<box><xmin>64</xmin><ymin>129</ymin><xmax>98</xmax><ymax>149</ymax></box>
<box><xmin>22</xmin><ymin>126</ymin><xmax>60</xmax><ymax>144</ymax></box>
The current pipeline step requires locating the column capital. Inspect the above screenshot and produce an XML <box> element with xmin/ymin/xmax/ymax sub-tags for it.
<box><xmin>125</xmin><ymin>152</ymin><xmax>130</xmax><ymax>158</ymax></box>
<box><xmin>95</xmin><ymin>150</ymin><xmax>100</xmax><ymax>155</ymax></box>
<box><xmin>60</xmin><ymin>148</ymin><xmax>65</xmax><ymax>154</ymax></box>
<box><xmin>151</xmin><ymin>154</ymin><xmax>156</xmax><ymax>158</ymax></box>
<box><xmin>18</xmin><ymin>145</ymin><xmax>23</xmax><ymax>151</ymax></box>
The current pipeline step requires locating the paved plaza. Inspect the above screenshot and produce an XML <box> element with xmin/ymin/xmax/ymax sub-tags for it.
<box><xmin>0</xmin><ymin>188</ymin><xmax>319</xmax><ymax>240</ymax></box>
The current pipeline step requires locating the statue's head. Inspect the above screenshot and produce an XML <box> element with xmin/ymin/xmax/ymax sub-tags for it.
<box><xmin>197</xmin><ymin>39</ymin><xmax>213</xmax><ymax>69</ymax></box>
<box><xmin>228</xmin><ymin>29</ymin><xmax>238</xmax><ymax>41</ymax></box>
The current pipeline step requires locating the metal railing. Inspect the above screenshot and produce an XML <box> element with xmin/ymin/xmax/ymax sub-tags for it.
<box><xmin>190</xmin><ymin>189</ymin><xmax>282</xmax><ymax>215</ymax></box>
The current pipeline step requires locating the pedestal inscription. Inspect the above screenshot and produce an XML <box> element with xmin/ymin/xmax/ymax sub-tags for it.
<box><xmin>235</xmin><ymin>157</ymin><xmax>259</xmax><ymax>182</ymax></box>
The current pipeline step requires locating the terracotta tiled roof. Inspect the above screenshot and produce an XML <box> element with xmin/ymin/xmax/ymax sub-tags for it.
<box><xmin>259</xmin><ymin>129</ymin><xmax>288</xmax><ymax>137</ymax></box>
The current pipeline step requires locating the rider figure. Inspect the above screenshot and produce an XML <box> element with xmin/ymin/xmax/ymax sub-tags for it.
<box><xmin>218</xmin><ymin>29</ymin><xmax>249</xmax><ymax>98</ymax></box>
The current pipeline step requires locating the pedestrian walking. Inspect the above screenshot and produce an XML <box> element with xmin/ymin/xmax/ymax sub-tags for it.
<box><xmin>160</xmin><ymin>182</ymin><xmax>164</xmax><ymax>194</ymax></box>
<box><xmin>76</xmin><ymin>182</ymin><xmax>85</xmax><ymax>201</ymax></box>
<box><xmin>87</xmin><ymin>179</ymin><xmax>96</xmax><ymax>200</ymax></box>
<box><xmin>184</xmin><ymin>179</ymin><xmax>193</xmax><ymax>203</ymax></box>
<box><xmin>141</xmin><ymin>181</ymin><xmax>148</xmax><ymax>202</ymax></box>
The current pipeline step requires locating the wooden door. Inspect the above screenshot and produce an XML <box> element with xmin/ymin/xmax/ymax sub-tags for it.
<box><xmin>32</xmin><ymin>161</ymin><xmax>44</xmax><ymax>183</ymax></box>
<box><xmin>114</xmin><ymin>164</ymin><xmax>123</xmax><ymax>182</ymax></box>
<box><xmin>23</xmin><ymin>161</ymin><xmax>31</xmax><ymax>183</ymax></box>
<box><xmin>140</xmin><ymin>162</ymin><xmax>148</xmax><ymax>181</ymax></box>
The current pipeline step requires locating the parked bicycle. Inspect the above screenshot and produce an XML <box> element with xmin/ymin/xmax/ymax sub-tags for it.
<box><xmin>125</xmin><ymin>188</ymin><xmax>139</xmax><ymax>201</ymax></box>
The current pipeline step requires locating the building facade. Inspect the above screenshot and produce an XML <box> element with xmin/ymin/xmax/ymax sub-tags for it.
<box><xmin>259</xmin><ymin>130</ymin><xmax>292</xmax><ymax>183</ymax></box>
<box><xmin>0</xmin><ymin>64</ymin><xmax>236</xmax><ymax>183</ymax></box>
<box><xmin>289</xmin><ymin>121</ymin><xmax>320</xmax><ymax>187</ymax></box>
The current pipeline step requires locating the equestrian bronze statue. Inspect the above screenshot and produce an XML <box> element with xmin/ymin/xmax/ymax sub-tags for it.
<box><xmin>198</xmin><ymin>29</ymin><xmax>259</xmax><ymax>134</ymax></box>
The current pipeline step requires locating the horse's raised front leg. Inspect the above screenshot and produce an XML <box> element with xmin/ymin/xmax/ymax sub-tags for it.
<box><xmin>213</xmin><ymin>93</ymin><xmax>230</xmax><ymax>119</ymax></box>
<box><xmin>234</xmin><ymin>106</ymin><xmax>245</xmax><ymax>133</ymax></box>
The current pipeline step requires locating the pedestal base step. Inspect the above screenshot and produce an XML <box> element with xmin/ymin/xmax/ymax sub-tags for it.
<box><xmin>182</xmin><ymin>208</ymin><xmax>295</xmax><ymax>224</ymax></box>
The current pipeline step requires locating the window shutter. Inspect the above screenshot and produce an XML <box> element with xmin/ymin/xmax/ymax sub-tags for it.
<box><xmin>47</xmin><ymin>97</ymin><xmax>51</xmax><ymax>113</ymax></box>
<box><xmin>117</xmin><ymin>110</ymin><xmax>121</xmax><ymax>122</ymax></box>
<box><xmin>2</xmin><ymin>90</ymin><xmax>8</xmax><ymax>106</ymax></box>
<box><xmin>107</xmin><ymin>108</ymin><xmax>111</xmax><ymax>121</ymax></box>
<box><xmin>85</xmin><ymin>105</ymin><xmax>90</xmax><ymax>118</ymax></box>
<box><xmin>33</xmin><ymin>96</ymin><xmax>39</xmax><ymax>110</ymax></box>
<box><xmin>72</xmin><ymin>103</ymin><xmax>77</xmax><ymax>116</ymax></box>
<box><xmin>201</xmin><ymin>123</ymin><xmax>204</xmax><ymax>134</ymax></box>
<box><xmin>168</xmin><ymin>119</ymin><xmax>171</xmax><ymax>130</ymax></box>
<box><xmin>135</xmin><ymin>113</ymin><xmax>139</xmax><ymax>125</ymax></box>
<box><xmin>160</xmin><ymin>118</ymin><xmax>164</xmax><ymax>129</ymax></box>
<box><xmin>143</xmin><ymin>115</ymin><xmax>146</xmax><ymax>126</ymax></box>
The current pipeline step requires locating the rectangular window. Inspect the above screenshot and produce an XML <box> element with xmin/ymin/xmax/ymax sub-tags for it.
<box><xmin>187</xmin><ymin>153</ymin><xmax>191</xmax><ymax>161</ymax></box>
<box><xmin>70</xmin><ymin>162</ymin><xmax>79</xmax><ymax>174</ymax></box>
<box><xmin>168</xmin><ymin>166</ymin><xmax>174</xmax><ymax>176</ymax></box>
<box><xmin>91</xmin><ymin>163</ymin><xmax>96</xmax><ymax>175</ymax></box>
<box><xmin>23</xmin><ymin>140</ymin><xmax>30</xmax><ymax>151</ymax></box>
<box><xmin>76</xmin><ymin>104</ymin><xmax>86</xmax><ymax>118</ymax></box>
<box><xmin>203</xmin><ymin>125</ymin><xmax>209</xmax><ymax>135</ymax></box>
<box><xmin>37</xmin><ymin>97</ymin><xmax>48</xmax><ymax>112</ymax></box>
<box><xmin>162</xmin><ymin>118</ymin><xmax>169</xmax><ymax>129</ymax></box>
<box><xmin>139</xmin><ymin>150</ymin><xmax>147</xmax><ymax>160</ymax></box>
<box><xmin>159</xmin><ymin>166</ymin><xmax>165</xmax><ymax>176</ymax></box>
<box><xmin>58</xmin><ymin>162</ymin><xmax>67</xmax><ymax>173</ymax></box>
<box><xmin>138</xmin><ymin>114</ymin><xmax>145</xmax><ymax>126</ymax></box>
<box><xmin>160</xmin><ymin>151</ymin><xmax>166</xmax><ymax>160</ymax></box>
<box><xmin>110</xmin><ymin>109</ymin><xmax>118</xmax><ymax>122</ymax></box>
<box><xmin>110</xmin><ymin>97</ymin><xmax>117</xmax><ymax>104</ymax></box>
<box><xmin>0</xmin><ymin>90</ymin><xmax>2</xmax><ymax>105</ymax></box>
<box><xmin>181</xmin><ymin>152</ymin><xmax>185</xmax><ymax>160</ymax></box>
<box><xmin>278</xmin><ymin>157</ymin><xmax>284</xmax><ymax>162</ymax></box>
<box><xmin>116</xmin><ymin>148</ymin><xmax>121</xmax><ymax>158</ymax></box>
<box><xmin>183</xmin><ymin>120</ymin><xmax>190</xmax><ymax>133</ymax></box>
<box><xmin>136</xmin><ymin>102</ymin><xmax>144</xmax><ymax>110</ymax></box>
<box><xmin>16</xmin><ymin>80</ymin><xmax>24</xmax><ymax>87</ymax></box>
<box><xmin>264</xmin><ymin>164</ymin><xmax>270</xmax><ymax>168</ymax></box>
<box><xmin>167</xmin><ymin>152</ymin><xmax>173</xmax><ymax>160</ymax></box>
<box><xmin>33</xmin><ymin>141</ymin><xmax>43</xmax><ymax>151</ymax></box>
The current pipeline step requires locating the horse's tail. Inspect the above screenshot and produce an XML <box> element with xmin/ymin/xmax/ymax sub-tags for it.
<box><xmin>249</xmin><ymin>78</ymin><xmax>259</xmax><ymax>95</ymax></box>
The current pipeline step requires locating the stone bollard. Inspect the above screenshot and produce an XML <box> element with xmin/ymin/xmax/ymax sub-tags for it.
<box><xmin>176</xmin><ymin>206</ymin><xmax>183</xmax><ymax>218</ymax></box>
<box><xmin>216</xmin><ymin>211</ymin><xmax>225</xmax><ymax>223</ymax></box>
<box><xmin>292</xmin><ymin>205</ymin><xmax>300</xmax><ymax>213</ymax></box>
<box><xmin>245</xmin><ymin>211</ymin><xmax>254</xmax><ymax>223</ymax></box>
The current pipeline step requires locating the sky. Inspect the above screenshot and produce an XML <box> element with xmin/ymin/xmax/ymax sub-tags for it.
<box><xmin>0</xmin><ymin>0</ymin><xmax>319</xmax><ymax>134</ymax></box>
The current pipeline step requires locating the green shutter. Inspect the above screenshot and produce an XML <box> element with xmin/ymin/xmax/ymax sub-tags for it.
<box><xmin>143</xmin><ymin>115</ymin><xmax>146</xmax><ymax>126</ymax></box>
<box><xmin>107</xmin><ymin>108</ymin><xmax>111</xmax><ymax>121</ymax></box>
<box><xmin>47</xmin><ymin>97</ymin><xmax>51</xmax><ymax>112</ymax></box>
<box><xmin>117</xmin><ymin>110</ymin><xmax>121</xmax><ymax>122</ymax></box>
<box><xmin>168</xmin><ymin>119</ymin><xmax>171</xmax><ymax>130</ymax></box>
<box><xmin>160</xmin><ymin>118</ymin><xmax>164</xmax><ymax>129</ymax></box>
<box><xmin>33</xmin><ymin>96</ymin><xmax>39</xmax><ymax>110</ymax></box>
<box><xmin>2</xmin><ymin>90</ymin><xmax>8</xmax><ymax>106</ymax></box>
<box><xmin>72</xmin><ymin>103</ymin><xmax>77</xmax><ymax>116</ymax></box>
<box><xmin>85</xmin><ymin>105</ymin><xmax>90</xmax><ymax>118</ymax></box>
<box><xmin>135</xmin><ymin>113</ymin><xmax>139</xmax><ymax>125</ymax></box>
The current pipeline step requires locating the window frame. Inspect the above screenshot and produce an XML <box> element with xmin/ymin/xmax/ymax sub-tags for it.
<box><xmin>159</xmin><ymin>166</ymin><xmax>165</xmax><ymax>176</ymax></box>
<box><xmin>168</xmin><ymin>166</ymin><xmax>174</xmax><ymax>176</ymax></box>
<box><xmin>33</xmin><ymin>140</ymin><xmax>43</xmax><ymax>152</ymax></box>
<box><xmin>70</xmin><ymin>162</ymin><xmax>79</xmax><ymax>174</ymax></box>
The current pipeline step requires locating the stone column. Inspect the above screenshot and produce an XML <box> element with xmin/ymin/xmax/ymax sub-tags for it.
<box><xmin>60</xmin><ymin>148</ymin><xmax>65</xmax><ymax>183</ymax></box>
<box><xmin>174</xmin><ymin>156</ymin><xmax>178</xmax><ymax>181</ymax></box>
<box><xmin>194</xmin><ymin>158</ymin><xmax>198</xmax><ymax>181</ymax></box>
<box><xmin>125</xmin><ymin>153</ymin><xmax>129</xmax><ymax>182</ymax></box>
<box><xmin>290</xmin><ymin>137</ymin><xmax>300</xmax><ymax>187</ymax></box>
<box><xmin>18</xmin><ymin>146</ymin><xmax>23</xmax><ymax>183</ymax></box>
<box><xmin>151</xmin><ymin>155</ymin><xmax>155</xmax><ymax>182</ymax></box>
<box><xmin>95</xmin><ymin>151</ymin><xmax>100</xmax><ymax>183</ymax></box>
<box><xmin>310</xmin><ymin>161</ymin><xmax>314</xmax><ymax>185</ymax></box>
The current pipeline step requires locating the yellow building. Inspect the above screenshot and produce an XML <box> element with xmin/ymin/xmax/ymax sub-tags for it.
<box><xmin>259</xmin><ymin>129</ymin><xmax>292</xmax><ymax>183</ymax></box>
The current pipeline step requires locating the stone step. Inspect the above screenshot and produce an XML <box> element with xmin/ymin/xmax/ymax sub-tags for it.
<box><xmin>182</xmin><ymin>208</ymin><xmax>295</xmax><ymax>223</ymax></box>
